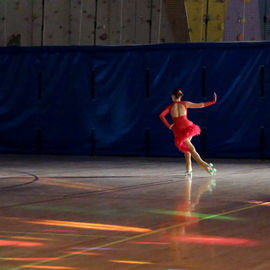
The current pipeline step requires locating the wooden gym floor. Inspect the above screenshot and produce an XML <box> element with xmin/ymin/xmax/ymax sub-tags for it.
<box><xmin>0</xmin><ymin>155</ymin><xmax>269</xmax><ymax>270</ymax></box>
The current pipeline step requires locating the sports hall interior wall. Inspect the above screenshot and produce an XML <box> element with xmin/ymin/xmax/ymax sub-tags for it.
<box><xmin>0</xmin><ymin>42</ymin><xmax>269</xmax><ymax>158</ymax></box>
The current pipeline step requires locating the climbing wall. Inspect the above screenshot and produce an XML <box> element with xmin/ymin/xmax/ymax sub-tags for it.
<box><xmin>0</xmin><ymin>0</ymin><xmax>190</xmax><ymax>46</ymax></box>
<box><xmin>154</xmin><ymin>0</ymin><xmax>176</xmax><ymax>43</ymax></box>
<box><xmin>43</xmin><ymin>0</ymin><xmax>70</xmax><ymax>45</ymax></box>
<box><xmin>1</xmin><ymin>0</ymin><xmax>265</xmax><ymax>46</ymax></box>
<box><xmin>136</xmin><ymin>0</ymin><xmax>152</xmax><ymax>44</ymax></box>
<box><xmin>0</xmin><ymin>0</ymin><xmax>42</xmax><ymax>46</ymax></box>
<box><xmin>34</xmin><ymin>0</ymin><xmax>96</xmax><ymax>46</ymax></box>
<box><xmin>207</xmin><ymin>0</ymin><xmax>229</xmax><ymax>41</ymax></box>
<box><xmin>162</xmin><ymin>0</ymin><xmax>189</xmax><ymax>42</ymax></box>
<box><xmin>258</xmin><ymin>0</ymin><xmax>270</xmax><ymax>40</ymax></box>
<box><xmin>185</xmin><ymin>0</ymin><xmax>228</xmax><ymax>42</ymax></box>
<box><xmin>94</xmin><ymin>0</ymin><xmax>152</xmax><ymax>45</ymax></box>
<box><xmin>151</xmin><ymin>0</ymin><xmax>162</xmax><ymax>43</ymax></box>
<box><xmin>69</xmin><ymin>0</ymin><xmax>96</xmax><ymax>45</ymax></box>
<box><xmin>224</xmin><ymin>0</ymin><xmax>261</xmax><ymax>41</ymax></box>
<box><xmin>185</xmin><ymin>0</ymin><xmax>205</xmax><ymax>41</ymax></box>
<box><xmin>96</xmin><ymin>0</ymin><xmax>121</xmax><ymax>45</ymax></box>
<box><xmin>121</xmin><ymin>0</ymin><xmax>138</xmax><ymax>44</ymax></box>
<box><xmin>0</xmin><ymin>1</ymin><xmax>6</xmax><ymax>46</ymax></box>
<box><xmin>95</xmin><ymin>0</ymin><xmax>182</xmax><ymax>45</ymax></box>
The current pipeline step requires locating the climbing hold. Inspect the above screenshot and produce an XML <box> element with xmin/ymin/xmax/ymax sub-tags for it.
<box><xmin>99</xmin><ymin>33</ymin><xmax>108</xmax><ymax>41</ymax></box>
<box><xmin>241</xmin><ymin>18</ymin><xmax>246</xmax><ymax>23</ymax></box>
<box><xmin>204</xmin><ymin>15</ymin><xmax>212</xmax><ymax>23</ymax></box>
<box><xmin>32</xmin><ymin>15</ymin><xmax>39</xmax><ymax>22</ymax></box>
<box><xmin>7</xmin><ymin>33</ymin><xmax>21</xmax><ymax>46</ymax></box>
<box><xmin>220</xmin><ymin>23</ymin><xmax>224</xmax><ymax>30</ymax></box>
<box><xmin>237</xmin><ymin>33</ymin><xmax>244</xmax><ymax>41</ymax></box>
<box><xmin>15</xmin><ymin>1</ymin><xmax>21</xmax><ymax>10</ymax></box>
<box><xmin>238</xmin><ymin>17</ymin><xmax>246</xmax><ymax>23</ymax></box>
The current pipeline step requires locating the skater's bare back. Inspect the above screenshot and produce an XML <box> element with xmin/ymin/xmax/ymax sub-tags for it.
<box><xmin>170</xmin><ymin>103</ymin><xmax>187</xmax><ymax>118</ymax></box>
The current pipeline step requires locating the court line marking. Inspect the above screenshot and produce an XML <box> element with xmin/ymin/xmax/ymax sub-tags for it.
<box><xmin>0</xmin><ymin>172</ymin><xmax>39</xmax><ymax>191</ymax></box>
<box><xmin>8</xmin><ymin>201</ymin><xmax>265</xmax><ymax>270</ymax></box>
<box><xmin>0</xmin><ymin>177</ymin><xmax>185</xmax><ymax>210</ymax></box>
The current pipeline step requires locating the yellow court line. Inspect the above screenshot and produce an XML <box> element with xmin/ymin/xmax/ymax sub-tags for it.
<box><xmin>9</xmin><ymin>202</ymin><xmax>264</xmax><ymax>270</ymax></box>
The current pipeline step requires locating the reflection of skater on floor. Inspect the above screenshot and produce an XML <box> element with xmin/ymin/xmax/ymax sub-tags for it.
<box><xmin>159</xmin><ymin>89</ymin><xmax>217</xmax><ymax>175</ymax></box>
<box><xmin>174</xmin><ymin>175</ymin><xmax>216</xmax><ymax>234</ymax></box>
<box><xmin>169</xmin><ymin>175</ymin><xmax>216</xmax><ymax>263</ymax></box>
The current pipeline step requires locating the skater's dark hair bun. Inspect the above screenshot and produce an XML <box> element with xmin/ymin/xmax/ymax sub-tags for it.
<box><xmin>172</xmin><ymin>89</ymin><xmax>183</xmax><ymax>98</ymax></box>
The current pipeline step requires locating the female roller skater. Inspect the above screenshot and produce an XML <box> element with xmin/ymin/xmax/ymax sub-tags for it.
<box><xmin>159</xmin><ymin>89</ymin><xmax>217</xmax><ymax>176</ymax></box>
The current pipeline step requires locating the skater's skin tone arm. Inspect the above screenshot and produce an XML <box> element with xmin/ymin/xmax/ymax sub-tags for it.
<box><xmin>186</xmin><ymin>92</ymin><xmax>217</xmax><ymax>109</ymax></box>
<box><xmin>185</xmin><ymin>101</ymin><xmax>204</xmax><ymax>108</ymax></box>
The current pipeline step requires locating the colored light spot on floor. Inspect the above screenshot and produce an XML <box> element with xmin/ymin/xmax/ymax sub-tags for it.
<box><xmin>72</xmin><ymin>247</ymin><xmax>115</xmax><ymax>251</ymax></box>
<box><xmin>25</xmin><ymin>219</ymin><xmax>151</xmax><ymax>233</ymax></box>
<box><xmin>172</xmin><ymin>235</ymin><xmax>259</xmax><ymax>246</ymax></box>
<box><xmin>42</xmin><ymin>229</ymin><xmax>78</xmax><ymax>233</ymax></box>
<box><xmin>65</xmin><ymin>251</ymin><xmax>102</xmax><ymax>256</ymax></box>
<box><xmin>248</xmin><ymin>200</ymin><xmax>270</xmax><ymax>206</ymax></box>
<box><xmin>11</xmin><ymin>236</ymin><xmax>50</xmax><ymax>241</ymax></box>
<box><xmin>0</xmin><ymin>257</ymin><xmax>59</xmax><ymax>262</ymax></box>
<box><xmin>132</xmin><ymin>241</ymin><xmax>168</xmax><ymax>245</ymax></box>
<box><xmin>0</xmin><ymin>239</ymin><xmax>44</xmax><ymax>247</ymax></box>
<box><xmin>21</xmin><ymin>266</ymin><xmax>76</xmax><ymax>269</ymax></box>
<box><xmin>146</xmin><ymin>208</ymin><xmax>239</xmax><ymax>221</ymax></box>
<box><xmin>110</xmin><ymin>260</ymin><xmax>153</xmax><ymax>264</ymax></box>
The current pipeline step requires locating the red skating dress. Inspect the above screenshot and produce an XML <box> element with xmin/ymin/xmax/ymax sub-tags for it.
<box><xmin>159</xmin><ymin>101</ymin><xmax>201</xmax><ymax>153</ymax></box>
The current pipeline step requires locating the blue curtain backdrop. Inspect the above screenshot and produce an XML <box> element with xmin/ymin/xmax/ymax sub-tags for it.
<box><xmin>0</xmin><ymin>42</ymin><xmax>269</xmax><ymax>158</ymax></box>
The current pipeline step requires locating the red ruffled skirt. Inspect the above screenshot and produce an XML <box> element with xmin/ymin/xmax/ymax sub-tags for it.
<box><xmin>172</xmin><ymin>115</ymin><xmax>201</xmax><ymax>153</ymax></box>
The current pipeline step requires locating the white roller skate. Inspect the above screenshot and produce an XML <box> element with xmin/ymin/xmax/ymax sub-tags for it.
<box><xmin>185</xmin><ymin>171</ymin><xmax>192</xmax><ymax>177</ymax></box>
<box><xmin>207</xmin><ymin>163</ymin><xmax>217</xmax><ymax>176</ymax></box>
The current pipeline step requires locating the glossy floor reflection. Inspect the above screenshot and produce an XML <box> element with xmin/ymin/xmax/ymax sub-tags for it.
<box><xmin>0</xmin><ymin>155</ymin><xmax>270</xmax><ymax>270</ymax></box>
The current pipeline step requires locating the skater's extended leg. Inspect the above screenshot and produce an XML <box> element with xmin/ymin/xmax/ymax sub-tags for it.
<box><xmin>184</xmin><ymin>139</ymin><xmax>209</xmax><ymax>174</ymax></box>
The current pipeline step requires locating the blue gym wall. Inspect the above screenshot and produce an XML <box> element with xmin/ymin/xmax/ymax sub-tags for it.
<box><xmin>0</xmin><ymin>42</ymin><xmax>269</xmax><ymax>158</ymax></box>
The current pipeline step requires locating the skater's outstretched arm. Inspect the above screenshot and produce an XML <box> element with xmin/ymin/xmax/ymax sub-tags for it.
<box><xmin>185</xmin><ymin>92</ymin><xmax>217</xmax><ymax>109</ymax></box>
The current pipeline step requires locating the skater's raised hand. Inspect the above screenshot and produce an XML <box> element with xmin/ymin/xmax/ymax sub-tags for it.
<box><xmin>213</xmin><ymin>92</ymin><xmax>217</xmax><ymax>103</ymax></box>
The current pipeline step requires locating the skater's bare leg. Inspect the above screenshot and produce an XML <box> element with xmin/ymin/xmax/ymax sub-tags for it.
<box><xmin>184</xmin><ymin>139</ymin><xmax>209</xmax><ymax>173</ymax></box>
<box><xmin>184</xmin><ymin>152</ymin><xmax>192</xmax><ymax>172</ymax></box>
